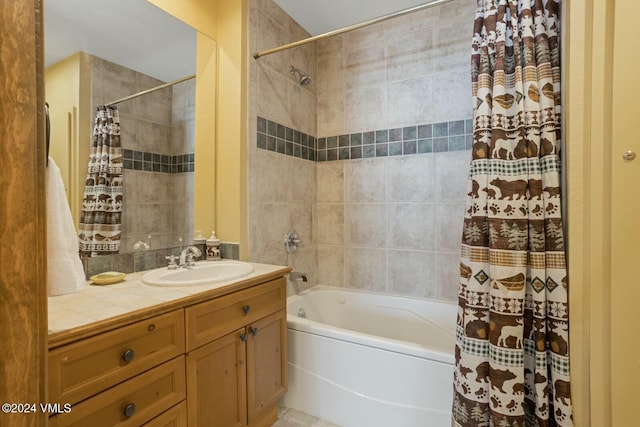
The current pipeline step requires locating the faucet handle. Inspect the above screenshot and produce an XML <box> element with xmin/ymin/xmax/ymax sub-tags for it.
<box><xmin>165</xmin><ymin>255</ymin><xmax>179</xmax><ymax>270</ymax></box>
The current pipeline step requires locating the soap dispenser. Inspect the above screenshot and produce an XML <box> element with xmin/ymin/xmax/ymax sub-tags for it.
<box><xmin>206</xmin><ymin>231</ymin><xmax>221</xmax><ymax>261</ymax></box>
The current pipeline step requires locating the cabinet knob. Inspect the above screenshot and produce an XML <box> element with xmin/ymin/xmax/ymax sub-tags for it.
<box><xmin>123</xmin><ymin>403</ymin><xmax>136</xmax><ymax>417</ymax></box>
<box><xmin>240</xmin><ymin>332</ymin><xmax>247</xmax><ymax>342</ymax></box>
<box><xmin>242</xmin><ymin>305</ymin><xmax>251</xmax><ymax>314</ymax></box>
<box><xmin>623</xmin><ymin>150</ymin><xmax>637</xmax><ymax>161</ymax></box>
<box><xmin>250</xmin><ymin>326</ymin><xmax>259</xmax><ymax>336</ymax></box>
<box><xmin>122</xmin><ymin>349</ymin><xmax>135</xmax><ymax>363</ymax></box>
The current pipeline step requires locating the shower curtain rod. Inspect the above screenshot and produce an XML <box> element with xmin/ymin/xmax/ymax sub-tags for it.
<box><xmin>106</xmin><ymin>74</ymin><xmax>196</xmax><ymax>106</ymax></box>
<box><xmin>253</xmin><ymin>0</ymin><xmax>456</xmax><ymax>59</ymax></box>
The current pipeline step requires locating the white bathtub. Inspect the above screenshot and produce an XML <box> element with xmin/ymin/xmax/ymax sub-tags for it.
<box><xmin>281</xmin><ymin>286</ymin><xmax>457</xmax><ymax>427</ymax></box>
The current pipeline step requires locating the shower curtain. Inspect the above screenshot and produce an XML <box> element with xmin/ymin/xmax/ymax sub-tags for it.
<box><xmin>78</xmin><ymin>106</ymin><xmax>123</xmax><ymax>257</ymax></box>
<box><xmin>452</xmin><ymin>0</ymin><xmax>572</xmax><ymax>426</ymax></box>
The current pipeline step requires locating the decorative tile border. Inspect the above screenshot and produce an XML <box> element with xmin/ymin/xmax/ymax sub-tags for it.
<box><xmin>257</xmin><ymin>117</ymin><xmax>473</xmax><ymax>162</ymax></box>
<box><xmin>122</xmin><ymin>149</ymin><xmax>195</xmax><ymax>173</ymax></box>
<box><xmin>257</xmin><ymin>117</ymin><xmax>316</xmax><ymax>162</ymax></box>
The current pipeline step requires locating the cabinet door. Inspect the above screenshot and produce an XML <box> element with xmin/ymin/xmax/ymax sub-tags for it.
<box><xmin>187</xmin><ymin>329</ymin><xmax>247</xmax><ymax>427</ymax></box>
<box><xmin>246</xmin><ymin>309</ymin><xmax>287</xmax><ymax>425</ymax></box>
<box><xmin>142</xmin><ymin>401</ymin><xmax>187</xmax><ymax>427</ymax></box>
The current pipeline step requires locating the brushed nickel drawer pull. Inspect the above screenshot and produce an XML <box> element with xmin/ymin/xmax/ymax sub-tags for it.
<box><xmin>123</xmin><ymin>403</ymin><xmax>136</xmax><ymax>417</ymax></box>
<box><xmin>122</xmin><ymin>349</ymin><xmax>135</xmax><ymax>363</ymax></box>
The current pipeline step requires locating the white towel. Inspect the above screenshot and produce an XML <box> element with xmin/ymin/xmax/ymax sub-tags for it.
<box><xmin>47</xmin><ymin>157</ymin><xmax>87</xmax><ymax>296</ymax></box>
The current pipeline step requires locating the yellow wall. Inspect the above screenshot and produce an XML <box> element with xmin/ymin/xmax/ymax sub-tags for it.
<box><xmin>45</xmin><ymin>52</ymin><xmax>92</xmax><ymax>228</ymax></box>
<box><xmin>148</xmin><ymin>0</ymin><xmax>248</xmax><ymax>258</ymax></box>
<box><xmin>212</xmin><ymin>0</ymin><xmax>248</xmax><ymax>260</ymax></box>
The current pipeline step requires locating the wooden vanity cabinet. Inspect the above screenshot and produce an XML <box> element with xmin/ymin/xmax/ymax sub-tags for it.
<box><xmin>48</xmin><ymin>274</ymin><xmax>288</xmax><ymax>427</ymax></box>
<box><xmin>185</xmin><ymin>278</ymin><xmax>287</xmax><ymax>427</ymax></box>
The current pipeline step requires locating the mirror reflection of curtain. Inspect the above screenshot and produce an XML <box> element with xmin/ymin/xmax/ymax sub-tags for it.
<box><xmin>78</xmin><ymin>105</ymin><xmax>123</xmax><ymax>257</ymax></box>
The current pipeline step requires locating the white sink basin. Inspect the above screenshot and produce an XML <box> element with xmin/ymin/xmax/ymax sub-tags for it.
<box><xmin>142</xmin><ymin>261</ymin><xmax>254</xmax><ymax>287</ymax></box>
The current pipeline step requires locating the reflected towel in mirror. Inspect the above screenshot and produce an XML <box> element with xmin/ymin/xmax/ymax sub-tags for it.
<box><xmin>47</xmin><ymin>157</ymin><xmax>87</xmax><ymax>296</ymax></box>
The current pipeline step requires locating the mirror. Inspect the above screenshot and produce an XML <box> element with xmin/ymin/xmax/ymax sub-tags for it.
<box><xmin>44</xmin><ymin>0</ymin><xmax>199</xmax><ymax>255</ymax></box>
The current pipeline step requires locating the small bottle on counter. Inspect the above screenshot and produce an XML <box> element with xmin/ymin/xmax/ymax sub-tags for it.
<box><xmin>193</xmin><ymin>230</ymin><xmax>206</xmax><ymax>251</ymax></box>
<box><xmin>206</xmin><ymin>231</ymin><xmax>221</xmax><ymax>261</ymax></box>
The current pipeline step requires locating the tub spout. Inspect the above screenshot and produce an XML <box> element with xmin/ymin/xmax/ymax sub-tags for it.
<box><xmin>289</xmin><ymin>271</ymin><xmax>309</xmax><ymax>294</ymax></box>
<box><xmin>289</xmin><ymin>271</ymin><xmax>309</xmax><ymax>282</ymax></box>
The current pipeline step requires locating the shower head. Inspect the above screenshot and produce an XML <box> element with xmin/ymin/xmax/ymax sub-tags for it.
<box><xmin>289</xmin><ymin>65</ymin><xmax>312</xmax><ymax>86</ymax></box>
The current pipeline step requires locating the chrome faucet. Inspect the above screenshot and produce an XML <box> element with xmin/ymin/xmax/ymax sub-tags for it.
<box><xmin>289</xmin><ymin>271</ymin><xmax>309</xmax><ymax>282</ymax></box>
<box><xmin>288</xmin><ymin>271</ymin><xmax>309</xmax><ymax>294</ymax></box>
<box><xmin>179</xmin><ymin>246</ymin><xmax>202</xmax><ymax>267</ymax></box>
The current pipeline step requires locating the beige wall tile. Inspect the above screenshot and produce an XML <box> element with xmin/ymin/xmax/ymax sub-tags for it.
<box><xmin>435</xmin><ymin>252</ymin><xmax>461</xmax><ymax>302</ymax></box>
<box><xmin>388</xmin><ymin>250</ymin><xmax>436</xmax><ymax>298</ymax></box>
<box><xmin>386</xmin><ymin>77</ymin><xmax>434</xmax><ymax>128</ymax></box>
<box><xmin>345</xmin><ymin>203</ymin><xmax>387</xmax><ymax>247</ymax></box>
<box><xmin>317</xmin><ymin>204</ymin><xmax>344</xmax><ymax>245</ymax></box>
<box><xmin>345</xmin><ymin>85</ymin><xmax>387</xmax><ymax>133</ymax></box>
<box><xmin>317</xmin><ymin>162</ymin><xmax>344</xmax><ymax>203</ymax></box>
<box><xmin>317</xmin><ymin>95</ymin><xmax>345</xmax><ymax>137</ymax></box>
<box><xmin>344</xmin><ymin>158</ymin><xmax>387</xmax><ymax>202</ymax></box>
<box><xmin>388</xmin><ymin>203</ymin><xmax>435</xmax><ymax>250</ymax></box>
<box><xmin>388</xmin><ymin>155</ymin><xmax>436</xmax><ymax>202</ymax></box>
<box><xmin>254</xmin><ymin>149</ymin><xmax>290</xmax><ymax>203</ymax></box>
<box><xmin>257</xmin><ymin>65</ymin><xmax>290</xmax><ymax>125</ymax></box>
<box><xmin>344</xmin><ymin>247</ymin><xmax>387</xmax><ymax>291</ymax></box>
<box><xmin>318</xmin><ymin>245</ymin><xmax>344</xmax><ymax>286</ymax></box>
<box><xmin>435</xmin><ymin>202</ymin><xmax>465</xmax><ymax>252</ymax></box>
<box><xmin>434</xmin><ymin>151</ymin><xmax>471</xmax><ymax>201</ymax></box>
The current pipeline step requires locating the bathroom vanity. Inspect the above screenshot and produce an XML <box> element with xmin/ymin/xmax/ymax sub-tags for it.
<box><xmin>47</xmin><ymin>262</ymin><xmax>290</xmax><ymax>427</ymax></box>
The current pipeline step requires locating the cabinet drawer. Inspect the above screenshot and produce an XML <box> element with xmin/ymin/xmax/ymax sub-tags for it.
<box><xmin>186</xmin><ymin>278</ymin><xmax>285</xmax><ymax>351</ymax></box>
<box><xmin>49</xmin><ymin>356</ymin><xmax>186</xmax><ymax>427</ymax></box>
<box><xmin>49</xmin><ymin>310</ymin><xmax>185</xmax><ymax>404</ymax></box>
<box><xmin>142</xmin><ymin>401</ymin><xmax>187</xmax><ymax>427</ymax></box>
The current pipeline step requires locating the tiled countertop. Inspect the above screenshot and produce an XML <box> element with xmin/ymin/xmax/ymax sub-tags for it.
<box><xmin>48</xmin><ymin>261</ymin><xmax>291</xmax><ymax>347</ymax></box>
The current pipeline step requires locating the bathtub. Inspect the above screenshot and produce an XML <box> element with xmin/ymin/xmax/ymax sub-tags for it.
<box><xmin>281</xmin><ymin>286</ymin><xmax>457</xmax><ymax>427</ymax></box>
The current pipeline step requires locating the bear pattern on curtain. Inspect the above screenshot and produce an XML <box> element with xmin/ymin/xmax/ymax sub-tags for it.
<box><xmin>78</xmin><ymin>106</ymin><xmax>123</xmax><ymax>257</ymax></box>
<box><xmin>452</xmin><ymin>0</ymin><xmax>573</xmax><ymax>426</ymax></box>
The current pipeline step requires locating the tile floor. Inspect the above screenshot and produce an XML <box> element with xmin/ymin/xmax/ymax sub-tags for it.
<box><xmin>272</xmin><ymin>406</ymin><xmax>340</xmax><ymax>427</ymax></box>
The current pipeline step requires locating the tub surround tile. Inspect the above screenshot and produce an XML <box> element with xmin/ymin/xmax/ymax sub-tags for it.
<box><xmin>344</xmin><ymin>159</ymin><xmax>387</xmax><ymax>202</ymax></box>
<box><xmin>435</xmin><ymin>151</ymin><xmax>472</xmax><ymax>201</ymax></box>
<box><xmin>435</xmin><ymin>202</ymin><xmax>466</xmax><ymax>252</ymax></box>
<box><xmin>345</xmin><ymin>204</ymin><xmax>387</xmax><ymax>247</ymax></box>
<box><xmin>345</xmin><ymin>248</ymin><xmax>387</xmax><ymax>292</ymax></box>
<box><xmin>317</xmin><ymin>162</ymin><xmax>344</xmax><ymax>203</ymax></box>
<box><xmin>317</xmin><ymin>245</ymin><xmax>345</xmax><ymax>286</ymax></box>
<box><xmin>314</xmin><ymin>149</ymin><xmax>470</xmax><ymax>302</ymax></box>
<box><xmin>251</xmin><ymin>0</ymin><xmax>475</xmax><ymax>303</ymax></box>
<box><xmin>388</xmin><ymin>203</ymin><xmax>435</xmax><ymax>251</ymax></box>
<box><xmin>388</xmin><ymin>155</ymin><xmax>435</xmax><ymax>202</ymax></box>
<box><xmin>435</xmin><ymin>252</ymin><xmax>461</xmax><ymax>302</ymax></box>
<box><xmin>388</xmin><ymin>250</ymin><xmax>436</xmax><ymax>298</ymax></box>
<box><xmin>317</xmin><ymin>204</ymin><xmax>345</xmax><ymax>245</ymax></box>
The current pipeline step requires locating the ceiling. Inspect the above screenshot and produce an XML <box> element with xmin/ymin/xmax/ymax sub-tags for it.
<box><xmin>273</xmin><ymin>0</ymin><xmax>433</xmax><ymax>36</ymax></box>
<box><xmin>44</xmin><ymin>0</ymin><xmax>431</xmax><ymax>82</ymax></box>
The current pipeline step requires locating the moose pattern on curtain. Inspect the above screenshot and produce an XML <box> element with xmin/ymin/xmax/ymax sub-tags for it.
<box><xmin>78</xmin><ymin>106</ymin><xmax>123</xmax><ymax>257</ymax></box>
<box><xmin>453</xmin><ymin>0</ymin><xmax>572</xmax><ymax>426</ymax></box>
